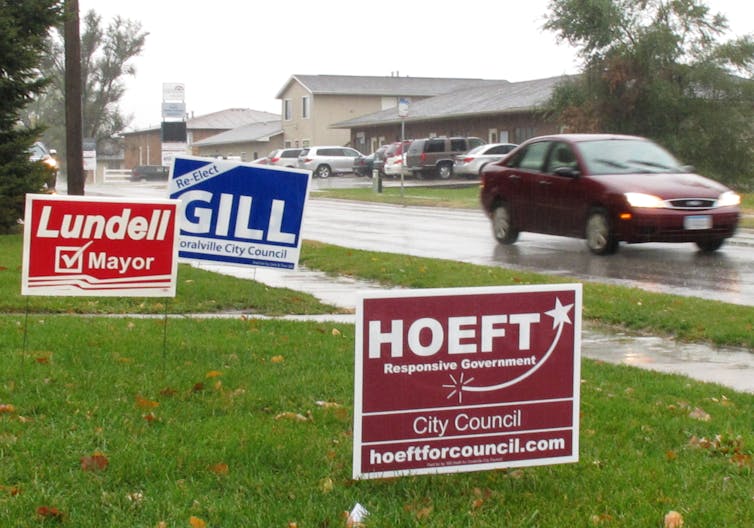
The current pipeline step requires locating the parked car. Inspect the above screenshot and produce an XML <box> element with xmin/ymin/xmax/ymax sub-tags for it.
<box><xmin>29</xmin><ymin>141</ymin><xmax>58</xmax><ymax>191</ymax></box>
<box><xmin>453</xmin><ymin>142</ymin><xmax>517</xmax><ymax>178</ymax></box>
<box><xmin>383</xmin><ymin>140</ymin><xmax>412</xmax><ymax>178</ymax></box>
<box><xmin>297</xmin><ymin>146</ymin><xmax>363</xmax><ymax>178</ymax></box>
<box><xmin>371</xmin><ymin>144</ymin><xmax>390</xmax><ymax>176</ymax></box>
<box><xmin>480</xmin><ymin>134</ymin><xmax>740</xmax><ymax>255</ymax></box>
<box><xmin>405</xmin><ymin>136</ymin><xmax>485</xmax><ymax>179</ymax></box>
<box><xmin>268</xmin><ymin>148</ymin><xmax>304</xmax><ymax>167</ymax></box>
<box><xmin>131</xmin><ymin>165</ymin><xmax>169</xmax><ymax>181</ymax></box>
<box><xmin>353</xmin><ymin>153</ymin><xmax>375</xmax><ymax>177</ymax></box>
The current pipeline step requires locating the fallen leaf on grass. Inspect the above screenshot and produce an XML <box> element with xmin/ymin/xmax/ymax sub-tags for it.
<box><xmin>206</xmin><ymin>370</ymin><xmax>223</xmax><ymax>378</ymax></box>
<box><xmin>81</xmin><ymin>453</ymin><xmax>109</xmax><ymax>472</ymax></box>
<box><xmin>1</xmin><ymin>484</ymin><xmax>20</xmax><ymax>496</ymax></box>
<box><xmin>319</xmin><ymin>477</ymin><xmax>334</xmax><ymax>493</ymax></box>
<box><xmin>135</xmin><ymin>396</ymin><xmax>159</xmax><ymax>409</ymax></box>
<box><xmin>332</xmin><ymin>328</ymin><xmax>342</xmax><ymax>337</ymax></box>
<box><xmin>275</xmin><ymin>411</ymin><xmax>311</xmax><ymax>422</ymax></box>
<box><xmin>270</xmin><ymin>355</ymin><xmax>285</xmax><ymax>363</ymax></box>
<box><xmin>0</xmin><ymin>404</ymin><xmax>16</xmax><ymax>414</ymax></box>
<box><xmin>664</xmin><ymin>510</ymin><xmax>684</xmax><ymax>527</ymax></box>
<box><xmin>731</xmin><ymin>453</ymin><xmax>752</xmax><ymax>468</ymax></box>
<box><xmin>688</xmin><ymin>407</ymin><xmax>711</xmax><ymax>421</ymax></box>
<box><xmin>36</xmin><ymin>505</ymin><xmax>64</xmax><ymax>521</ymax></box>
<box><xmin>209</xmin><ymin>463</ymin><xmax>229</xmax><ymax>475</ymax></box>
<box><xmin>315</xmin><ymin>400</ymin><xmax>342</xmax><ymax>408</ymax></box>
<box><xmin>189</xmin><ymin>516</ymin><xmax>207</xmax><ymax>528</ymax></box>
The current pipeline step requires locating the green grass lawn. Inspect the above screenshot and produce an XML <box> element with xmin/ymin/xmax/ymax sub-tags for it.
<box><xmin>1</xmin><ymin>231</ymin><xmax>753</xmax><ymax>527</ymax></box>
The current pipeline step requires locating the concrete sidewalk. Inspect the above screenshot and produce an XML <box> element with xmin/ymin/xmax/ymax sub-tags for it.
<box><xmin>195</xmin><ymin>262</ymin><xmax>754</xmax><ymax>395</ymax></box>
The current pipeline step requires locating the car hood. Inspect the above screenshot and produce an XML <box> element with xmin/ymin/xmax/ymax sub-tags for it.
<box><xmin>596</xmin><ymin>172</ymin><xmax>729</xmax><ymax>199</ymax></box>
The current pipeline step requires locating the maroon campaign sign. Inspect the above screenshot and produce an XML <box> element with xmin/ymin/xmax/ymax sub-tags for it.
<box><xmin>22</xmin><ymin>194</ymin><xmax>180</xmax><ymax>297</ymax></box>
<box><xmin>353</xmin><ymin>284</ymin><xmax>582</xmax><ymax>479</ymax></box>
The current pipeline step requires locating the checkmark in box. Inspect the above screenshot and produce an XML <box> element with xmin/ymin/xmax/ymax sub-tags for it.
<box><xmin>55</xmin><ymin>241</ymin><xmax>93</xmax><ymax>273</ymax></box>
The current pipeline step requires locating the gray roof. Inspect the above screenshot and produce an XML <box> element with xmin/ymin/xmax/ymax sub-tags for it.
<box><xmin>125</xmin><ymin>108</ymin><xmax>281</xmax><ymax>134</ymax></box>
<box><xmin>332</xmin><ymin>75</ymin><xmax>573</xmax><ymax>128</ymax></box>
<box><xmin>193</xmin><ymin>121</ymin><xmax>283</xmax><ymax>147</ymax></box>
<box><xmin>188</xmin><ymin>108</ymin><xmax>280</xmax><ymax>130</ymax></box>
<box><xmin>276</xmin><ymin>74</ymin><xmax>507</xmax><ymax>99</ymax></box>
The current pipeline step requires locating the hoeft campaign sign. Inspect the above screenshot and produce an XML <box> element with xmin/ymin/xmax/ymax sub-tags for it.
<box><xmin>21</xmin><ymin>194</ymin><xmax>180</xmax><ymax>297</ymax></box>
<box><xmin>169</xmin><ymin>156</ymin><xmax>311</xmax><ymax>270</ymax></box>
<box><xmin>353</xmin><ymin>284</ymin><xmax>582</xmax><ymax>479</ymax></box>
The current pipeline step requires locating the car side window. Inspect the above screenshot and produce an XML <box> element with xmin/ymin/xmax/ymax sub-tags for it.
<box><xmin>514</xmin><ymin>141</ymin><xmax>550</xmax><ymax>171</ymax></box>
<box><xmin>426</xmin><ymin>139</ymin><xmax>445</xmax><ymax>153</ymax></box>
<box><xmin>344</xmin><ymin>148</ymin><xmax>359</xmax><ymax>157</ymax></box>
<box><xmin>450</xmin><ymin>138</ymin><xmax>467</xmax><ymax>152</ymax></box>
<box><xmin>488</xmin><ymin>144</ymin><xmax>513</xmax><ymax>155</ymax></box>
<box><xmin>546</xmin><ymin>143</ymin><xmax>578</xmax><ymax>173</ymax></box>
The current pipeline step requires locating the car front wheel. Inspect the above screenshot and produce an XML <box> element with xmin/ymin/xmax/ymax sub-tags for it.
<box><xmin>585</xmin><ymin>210</ymin><xmax>618</xmax><ymax>255</ymax></box>
<box><xmin>315</xmin><ymin>165</ymin><xmax>331</xmax><ymax>178</ymax></box>
<box><xmin>491</xmin><ymin>203</ymin><xmax>519</xmax><ymax>244</ymax></box>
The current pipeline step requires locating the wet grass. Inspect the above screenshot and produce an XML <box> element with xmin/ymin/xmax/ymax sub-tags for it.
<box><xmin>2</xmin><ymin>316</ymin><xmax>753</xmax><ymax>527</ymax></box>
<box><xmin>0</xmin><ymin>234</ymin><xmax>339</xmax><ymax>315</ymax></box>
<box><xmin>299</xmin><ymin>240</ymin><xmax>754</xmax><ymax>350</ymax></box>
<box><xmin>2</xmin><ymin>231</ymin><xmax>753</xmax><ymax>526</ymax></box>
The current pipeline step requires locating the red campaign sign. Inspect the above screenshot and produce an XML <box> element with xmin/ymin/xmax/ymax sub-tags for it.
<box><xmin>21</xmin><ymin>194</ymin><xmax>181</xmax><ymax>297</ymax></box>
<box><xmin>353</xmin><ymin>284</ymin><xmax>582</xmax><ymax>479</ymax></box>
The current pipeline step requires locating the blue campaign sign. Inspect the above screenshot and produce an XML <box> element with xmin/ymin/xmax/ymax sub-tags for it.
<box><xmin>169</xmin><ymin>156</ymin><xmax>311</xmax><ymax>269</ymax></box>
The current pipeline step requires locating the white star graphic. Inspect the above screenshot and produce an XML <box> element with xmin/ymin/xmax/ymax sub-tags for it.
<box><xmin>545</xmin><ymin>297</ymin><xmax>573</xmax><ymax>329</ymax></box>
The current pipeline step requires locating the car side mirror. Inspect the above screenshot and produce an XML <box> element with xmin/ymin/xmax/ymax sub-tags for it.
<box><xmin>553</xmin><ymin>166</ymin><xmax>581</xmax><ymax>178</ymax></box>
<box><xmin>680</xmin><ymin>165</ymin><xmax>695</xmax><ymax>173</ymax></box>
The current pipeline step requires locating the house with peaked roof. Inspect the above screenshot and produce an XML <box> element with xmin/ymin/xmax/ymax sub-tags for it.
<box><xmin>275</xmin><ymin>74</ymin><xmax>506</xmax><ymax>153</ymax></box>
<box><xmin>331</xmin><ymin>76</ymin><xmax>571</xmax><ymax>150</ymax></box>
<box><xmin>192</xmin><ymin>121</ymin><xmax>283</xmax><ymax>162</ymax></box>
<box><xmin>122</xmin><ymin>108</ymin><xmax>280</xmax><ymax>168</ymax></box>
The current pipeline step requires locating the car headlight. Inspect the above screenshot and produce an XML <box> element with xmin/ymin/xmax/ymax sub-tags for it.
<box><xmin>44</xmin><ymin>157</ymin><xmax>58</xmax><ymax>170</ymax></box>
<box><xmin>716</xmin><ymin>190</ymin><xmax>741</xmax><ymax>207</ymax></box>
<box><xmin>624</xmin><ymin>192</ymin><xmax>665</xmax><ymax>208</ymax></box>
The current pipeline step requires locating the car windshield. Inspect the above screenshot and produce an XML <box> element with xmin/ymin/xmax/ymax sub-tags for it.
<box><xmin>578</xmin><ymin>139</ymin><xmax>682</xmax><ymax>175</ymax></box>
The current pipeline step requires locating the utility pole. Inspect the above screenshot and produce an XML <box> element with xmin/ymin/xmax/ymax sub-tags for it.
<box><xmin>64</xmin><ymin>0</ymin><xmax>84</xmax><ymax>195</ymax></box>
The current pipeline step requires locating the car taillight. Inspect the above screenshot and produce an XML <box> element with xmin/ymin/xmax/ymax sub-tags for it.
<box><xmin>420</xmin><ymin>153</ymin><xmax>426</xmax><ymax>161</ymax></box>
<box><xmin>463</xmin><ymin>157</ymin><xmax>473</xmax><ymax>163</ymax></box>
<box><xmin>304</xmin><ymin>158</ymin><xmax>313</xmax><ymax>163</ymax></box>
<box><xmin>270</xmin><ymin>157</ymin><xmax>280</xmax><ymax>163</ymax></box>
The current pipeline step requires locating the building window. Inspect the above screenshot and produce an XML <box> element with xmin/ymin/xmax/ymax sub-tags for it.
<box><xmin>302</xmin><ymin>96</ymin><xmax>310</xmax><ymax>119</ymax></box>
<box><xmin>284</xmin><ymin>99</ymin><xmax>292</xmax><ymax>121</ymax></box>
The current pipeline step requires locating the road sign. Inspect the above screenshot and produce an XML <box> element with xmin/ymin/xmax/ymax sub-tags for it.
<box><xmin>169</xmin><ymin>156</ymin><xmax>311</xmax><ymax>269</ymax></box>
<box><xmin>22</xmin><ymin>194</ymin><xmax>181</xmax><ymax>297</ymax></box>
<box><xmin>353</xmin><ymin>284</ymin><xmax>582</xmax><ymax>479</ymax></box>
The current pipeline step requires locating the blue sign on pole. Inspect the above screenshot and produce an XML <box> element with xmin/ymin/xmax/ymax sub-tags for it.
<box><xmin>169</xmin><ymin>156</ymin><xmax>311</xmax><ymax>270</ymax></box>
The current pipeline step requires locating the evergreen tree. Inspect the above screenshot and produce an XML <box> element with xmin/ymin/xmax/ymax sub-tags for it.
<box><xmin>0</xmin><ymin>0</ymin><xmax>63</xmax><ymax>231</ymax></box>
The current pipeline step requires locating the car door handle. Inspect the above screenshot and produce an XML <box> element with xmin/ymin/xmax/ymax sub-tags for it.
<box><xmin>509</xmin><ymin>174</ymin><xmax>521</xmax><ymax>181</ymax></box>
<box><xmin>538</xmin><ymin>180</ymin><xmax>552</xmax><ymax>186</ymax></box>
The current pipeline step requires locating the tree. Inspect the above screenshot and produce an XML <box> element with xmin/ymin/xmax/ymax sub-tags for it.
<box><xmin>24</xmin><ymin>9</ymin><xmax>147</xmax><ymax>161</ymax></box>
<box><xmin>544</xmin><ymin>0</ymin><xmax>754</xmax><ymax>188</ymax></box>
<box><xmin>0</xmin><ymin>0</ymin><xmax>63</xmax><ymax>232</ymax></box>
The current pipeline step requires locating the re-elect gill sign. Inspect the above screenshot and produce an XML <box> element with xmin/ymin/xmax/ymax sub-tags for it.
<box><xmin>353</xmin><ymin>284</ymin><xmax>582</xmax><ymax>479</ymax></box>
<box><xmin>22</xmin><ymin>194</ymin><xmax>180</xmax><ymax>297</ymax></box>
<box><xmin>169</xmin><ymin>156</ymin><xmax>311</xmax><ymax>269</ymax></box>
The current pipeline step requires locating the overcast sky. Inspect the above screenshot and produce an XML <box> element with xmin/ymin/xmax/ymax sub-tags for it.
<box><xmin>77</xmin><ymin>0</ymin><xmax>753</xmax><ymax>131</ymax></box>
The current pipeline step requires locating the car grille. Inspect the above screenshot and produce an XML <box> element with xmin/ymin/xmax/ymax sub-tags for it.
<box><xmin>666</xmin><ymin>198</ymin><xmax>716</xmax><ymax>209</ymax></box>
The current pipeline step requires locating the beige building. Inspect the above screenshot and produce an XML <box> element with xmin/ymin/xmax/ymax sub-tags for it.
<box><xmin>192</xmin><ymin>121</ymin><xmax>283</xmax><ymax>162</ymax></box>
<box><xmin>275</xmin><ymin>75</ymin><xmax>505</xmax><ymax>153</ymax></box>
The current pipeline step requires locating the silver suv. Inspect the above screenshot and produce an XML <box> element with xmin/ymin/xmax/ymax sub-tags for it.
<box><xmin>405</xmin><ymin>137</ymin><xmax>485</xmax><ymax>179</ymax></box>
<box><xmin>297</xmin><ymin>146</ymin><xmax>363</xmax><ymax>178</ymax></box>
<box><xmin>268</xmin><ymin>148</ymin><xmax>304</xmax><ymax>168</ymax></box>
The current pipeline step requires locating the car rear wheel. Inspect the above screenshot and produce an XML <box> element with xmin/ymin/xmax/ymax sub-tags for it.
<box><xmin>437</xmin><ymin>162</ymin><xmax>453</xmax><ymax>179</ymax></box>
<box><xmin>696</xmin><ymin>238</ymin><xmax>725</xmax><ymax>253</ymax></box>
<box><xmin>491</xmin><ymin>203</ymin><xmax>519</xmax><ymax>244</ymax></box>
<box><xmin>585</xmin><ymin>210</ymin><xmax>618</xmax><ymax>255</ymax></box>
<box><xmin>315</xmin><ymin>165</ymin><xmax>331</xmax><ymax>178</ymax></box>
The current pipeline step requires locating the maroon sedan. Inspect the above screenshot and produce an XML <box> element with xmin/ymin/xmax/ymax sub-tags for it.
<box><xmin>480</xmin><ymin>134</ymin><xmax>741</xmax><ymax>254</ymax></box>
